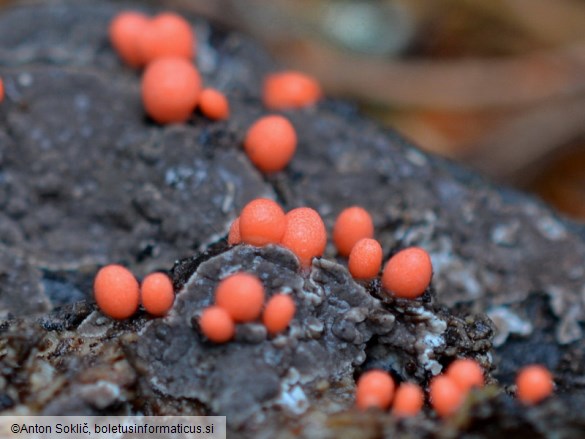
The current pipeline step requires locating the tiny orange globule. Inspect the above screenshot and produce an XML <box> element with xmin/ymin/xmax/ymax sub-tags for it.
<box><xmin>355</xmin><ymin>370</ymin><xmax>395</xmax><ymax>410</ymax></box>
<box><xmin>93</xmin><ymin>264</ymin><xmax>140</xmax><ymax>320</ymax></box>
<box><xmin>141</xmin><ymin>57</ymin><xmax>201</xmax><ymax>124</ymax></box>
<box><xmin>137</xmin><ymin>12</ymin><xmax>195</xmax><ymax>65</ymax></box>
<box><xmin>382</xmin><ymin>247</ymin><xmax>432</xmax><ymax>299</ymax></box>
<box><xmin>109</xmin><ymin>11</ymin><xmax>150</xmax><ymax>67</ymax></box>
<box><xmin>280</xmin><ymin>207</ymin><xmax>327</xmax><ymax>268</ymax></box>
<box><xmin>333</xmin><ymin>206</ymin><xmax>374</xmax><ymax>257</ymax></box>
<box><xmin>199</xmin><ymin>306</ymin><xmax>235</xmax><ymax>343</ymax></box>
<box><xmin>228</xmin><ymin>217</ymin><xmax>241</xmax><ymax>245</ymax></box>
<box><xmin>215</xmin><ymin>272</ymin><xmax>265</xmax><ymax>322</ymax></box>
<box><xmin>239</xmin><ymin>198</ymin><xmax>287</xmax><ymax>246</ymax></box>
<box><xmin>516</xmin><ymin>365</ymin><xmax>554</xmax><ymax>405</ymax></box>
<box><xmin>199</xmin><ymin>88</ymin><xmax>230</xmax><ymax>121</ymax></box>
<box><xmin>140</xmin><ymin>272</ymin><xmax>174</xmax><ymax>316</ymax></box>
<box><xmin>263</xmin><ymin>294</ymin><xmax>296</xmax><ymax>334</ymax></box>
<box><xmin>446</xmin><ymin>358</ymin><xmax>485</xmax><ymax>392</ymax></box>
<box><xmin>392</xmin><ymin>382</ymin><xmax>424</xmax><ymax>418</ymax></box>
<box><xmin>243</xmin><ymin>115</ymin><xmax>297</xmax><ymax>173</ymax></box>
<box><xmin>0</xmin><ymin>77</ymin><xmax>4</xmax><ymax>102</ymax></box>
<box><xmin>430</xmin><ymin>375</ymin><xmax>465</xmax><ymax>418</ymax></box>
<box><xmin>263</xmin><ymin>71</ymin><xmax>322</xmax><ymax>110</ymax></box>
<box><xmin>348</xmin><ymin>238</ymin><xmax>383</xmax><ymax>279</ymax></box>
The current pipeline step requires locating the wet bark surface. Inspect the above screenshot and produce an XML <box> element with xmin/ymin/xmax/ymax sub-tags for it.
<box><xmin>0</xmin><ymin>1</ymin><xmax>584</xmax><ymax>437</ymax></box>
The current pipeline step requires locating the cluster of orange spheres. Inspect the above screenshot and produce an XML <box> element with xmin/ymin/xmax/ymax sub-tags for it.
<box><xmin>355</xmin><ymin>370</ymin><xmax>424</xmax><ymax>417</ymax></box>
<box><xmin>109</xmin><ymin>10</ymin><xmax>228</xmax><ymax>124</ymax></box>
<box><xmin>245</xmin><ymin>73</ymin><xmax>321</xmax><ymax>173</ymax></box>
<box><xmin>228</xmin><ymin>201</ymin><xmax>434</xmax><ymax>299</ymax></box>
<box><xmin>357</xmin><ymin>359</ymin><xmax>554</xmax><ymax>419</ymax></box>
<box><xmin>428</xmin><ymin>359</ymin><xmax>486</xmax><ymax>417</ymax></box>
<box><xmin>229</xmin><ymin>198</ymin><xmax>327</xmax><ymax>268</ymax></box>
<box><xmin>103</xmin><ymin>10</ymin><xmax>558</xmax><ymax>419</ymax></box>
<box><xmin>429</xmin><ymin>360</ymin><xmax>554</xmax><ymax>417</ymax></box>
<box><xmin>93</xmin><ymin>264</ymin><xmax>175</xmax><ymax>319</ymax></box>
<box><xmin>110</xmin><ymin>11</ymin><xmax>322</xmax><ymax>176</ymax></box>
<box><xmin>199</xmin><ymin>272</ymin><xmax>296</xmax><ymax>343</ymax></box>
<box><xmin>333</xmin><ymin>206</ymin><xmax>433</xmax><ymax>299</ymax></box>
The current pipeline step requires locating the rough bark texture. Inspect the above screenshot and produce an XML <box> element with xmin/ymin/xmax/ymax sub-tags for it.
<box><xmin>0</xmin><ymin>1</ymin><xmax>584</xmax><ymax>438</ymax></box>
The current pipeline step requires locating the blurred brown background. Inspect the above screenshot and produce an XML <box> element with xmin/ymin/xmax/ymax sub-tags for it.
<box><xmin>175</xmin><ymin>0</ymin><xmax>585</xmax><ymax>221</ymax></box>
<box><xmin>8</xmin><ymin>0</ymin><xmax>585</xmax><ymax>219</ymax></box>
